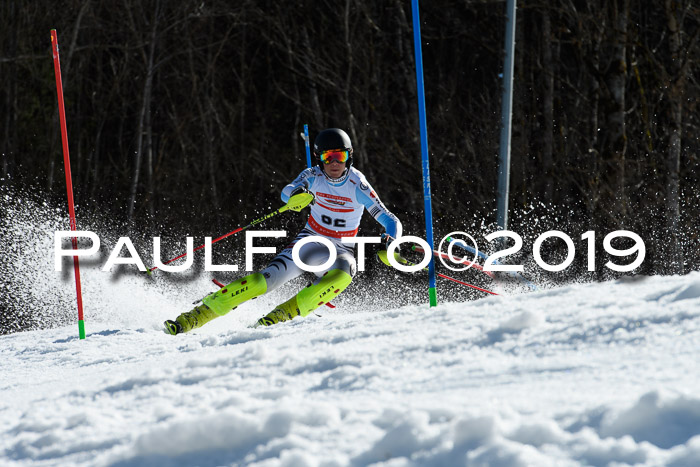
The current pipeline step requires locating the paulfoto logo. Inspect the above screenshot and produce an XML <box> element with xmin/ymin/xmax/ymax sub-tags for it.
<box><xmin>437</xmin><ymin>230</ymin><xmax>646</xmax><ymax>273</ymax></box>
<box><xmin>54</xmin><ymin>229</ymin><xmax>646</xmax><ymax>274</ymax></box>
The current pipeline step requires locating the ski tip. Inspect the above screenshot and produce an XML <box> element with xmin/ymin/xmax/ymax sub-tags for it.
<box><xmin>377</xmin><ymin>250</ymin><xmax>390</xmax><ymax>266</ymax></box>
<box><xmin>164</xmin><ymin>320</ymin><xmax>180</xmax><ymax>335</ymax></box>
<box><xmin>377</xmin><ymin>250</ymin><xmax>408</xmax><ymax>268</ymax></box>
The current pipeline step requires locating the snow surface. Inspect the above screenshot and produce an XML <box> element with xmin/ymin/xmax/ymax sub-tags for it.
<box><xmin>2</xmin><ymin>188</ymin><xmax>700</xmax><ymax>466</ymax></box>
<box><xmin>2</xmin><ymin>267</ymin><xmax>700</xmax><ymax>466</ymax></box>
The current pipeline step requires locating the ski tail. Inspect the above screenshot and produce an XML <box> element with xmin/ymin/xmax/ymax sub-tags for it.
<box><xmin>446</xmin><ymin>237</ymin><xmax>538</xmax><ymax>291</ymax></box>
<box><xmin>377</xmin><ymin>250</ymin><xmax>498</xmax><ymax>295</ymax></box>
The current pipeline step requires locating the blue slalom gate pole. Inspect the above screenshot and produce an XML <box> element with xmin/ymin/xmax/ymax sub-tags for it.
<box><xmin>411</xmin><ymin>0</ymin><xmax>437</xmax><ymax>307</ymax></box>
<box><xmin>304</xmin><ymin>124</ymin><xmax>312</xmax><ymax>168</ymax></box>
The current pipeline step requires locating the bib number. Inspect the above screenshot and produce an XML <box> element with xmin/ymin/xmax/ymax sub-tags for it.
<box><xmin>321</xmin><ymin>215</ymin><xmax>346</xmax><ymax>228</ymax></box>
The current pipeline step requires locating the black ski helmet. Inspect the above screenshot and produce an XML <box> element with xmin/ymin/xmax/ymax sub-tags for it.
<box><xmin>314</xmin><ymin>128</ymin><xmax>353</xmax><ymax>169</ymax></box>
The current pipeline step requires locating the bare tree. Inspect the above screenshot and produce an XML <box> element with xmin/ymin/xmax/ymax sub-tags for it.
<box><xmin>127</xmin><ymin>0</ymin><xmax>162</xmax><ymax>220</ymax></box>
<box><xmin>662</xmin><ymin>0</ymin><xmax>698</xmax><ymax>273</ymax></box>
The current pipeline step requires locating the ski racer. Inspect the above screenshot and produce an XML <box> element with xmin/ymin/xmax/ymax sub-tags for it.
<box><xmin>165</xmin><ymin>128</ymin><xmax>402</xmax><ymax>334</ymax></box>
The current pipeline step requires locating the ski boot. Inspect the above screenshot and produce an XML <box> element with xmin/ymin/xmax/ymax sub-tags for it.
<box><xmin>164</xmin><ymin>303</ymin><xmax>218</xmax><ymax>335</ymax></box>
<box><xmin>164</xmin><ymin>320</ymin><xmax>182</xmax><ymax>335</ymax></box>
<box><xmin>165</xmin><ymin>272</ymin><xmax>267</xmax><ymax>335</ymax></box>
<box><xmin>255</xmin><ymin>269</ymin><xmax>352</xmax><ymax>327</ymax></box>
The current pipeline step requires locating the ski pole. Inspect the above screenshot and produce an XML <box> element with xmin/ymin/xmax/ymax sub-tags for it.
<box><xmin>147</xmin><ymin>206</ymin><xmax>286</xmax><ymax>274</ymax></box>
<box><xmin>377</xmin><ymin>250</ymin><xmax>498</xmax><ymax>296</ymax></box>
<box><xmin>147</xmin><ymin>192</ymin><xmax>312</xmax><ymax>274</ymax></box>
<box><xmin>303</xmin><ymin>124</ymin><xmax>312</xmax><ymax>168</ymax></box>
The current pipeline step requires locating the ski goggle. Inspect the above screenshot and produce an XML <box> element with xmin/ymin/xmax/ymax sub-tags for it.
<box><xmin>319</xmin><ymin>149</ymin><xmax>350</xmax><ymax>165</ymax></box>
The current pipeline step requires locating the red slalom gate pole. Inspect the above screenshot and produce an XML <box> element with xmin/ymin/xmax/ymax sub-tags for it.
<box><xmin>51</xmin><ymin>29</ymin><xmax>86</xmax><ymax>340</ymax></box>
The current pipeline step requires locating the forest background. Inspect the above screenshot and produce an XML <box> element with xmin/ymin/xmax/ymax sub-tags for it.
<box><xmin>1</xmin><ymin>0</ymin><xmax>698</xmax><ymax>282</ymax></box>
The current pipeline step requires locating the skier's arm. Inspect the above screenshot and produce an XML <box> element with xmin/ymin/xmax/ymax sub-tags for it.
<box><xmin>356</xmin><ymin>183</ymin><xmax>402</xmax><ymax>239</ymax></box>
<box><xmin>281</xmin><ymin>168</ymin><xmax>316</xmax><ymax>203</ymax></box>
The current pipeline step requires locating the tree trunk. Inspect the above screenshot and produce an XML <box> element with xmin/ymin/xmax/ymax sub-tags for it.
<box><xmin>542</xmin><ymin>8</ymin><xmax>554</xmax><ymax>203</ymax></box>
<box><xmin>2</xmin><ymin>0</ymin><xmax>16</xmax><ymax>178</ymax></box>
<box><xmin>301</xmin><ymin>26</ymin><xmax>324</xmax><ymax>132</ymax></box>
<box><xmin>586</xmin><ymin>5</ymin><xmax>603</xmax><ymax>216</ymax></box>
<box><xmin>128</xmin><ymin>1</ymin><xmax>159</xmax><ymax>221</ymax></box>
<box><xmin>664</xmin><ymin>0</ymin><xmax>686</xmax><ymax>274</ymax></box>
<box><xmin>604</xmin><ymin>0</ymin><xmax>629</xmax><ymax>224</ymax></box>
<box><xmin>342</xmin><ymin>0</ymin><xmax>362</xmax><ymax>169</ymax></box>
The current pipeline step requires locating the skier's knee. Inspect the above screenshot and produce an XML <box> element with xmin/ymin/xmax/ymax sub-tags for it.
<box><xmin>332</xmin><ymin>253</ymin><xmax>356</xmax><ymax>278</ymax></box>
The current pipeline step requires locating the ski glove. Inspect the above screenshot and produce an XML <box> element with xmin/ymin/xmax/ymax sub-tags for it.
<box><xmin>286</xmin><ymin>186</ymin><xmax>315</xmax><ymax>212</ymax></box>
